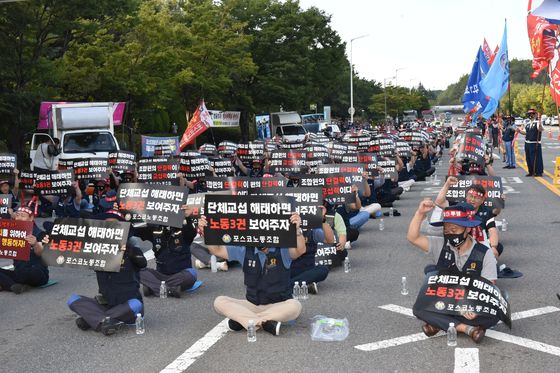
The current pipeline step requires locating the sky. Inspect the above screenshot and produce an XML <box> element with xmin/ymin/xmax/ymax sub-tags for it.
<box><xmin>298</xmin><ymin>0</ymin><xmax>540</xmax><ymax>90</ymax></box>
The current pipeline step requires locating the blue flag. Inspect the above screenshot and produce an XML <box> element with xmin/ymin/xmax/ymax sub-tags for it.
<box><xmin>479</xmin><ymin>22</ymin><xmax>509</xmax><ymax>118</ymax></box>
<box><xmin>463</xmin><ymin>47</ymin><xmax>490</xmax><ymax>113</ymax></box>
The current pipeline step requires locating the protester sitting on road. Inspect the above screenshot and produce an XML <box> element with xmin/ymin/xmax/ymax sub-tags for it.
<box><xmin>336</xmin><ymin>185</ymin><xmax>371</xmax><ymax>232</ymax></box>
<box><xmin>198</xmin><ymin>212</ymin><xmax>305</xmax><ymax>336</ymax></box>
<box><xmin>411</xmin><ymin>144</ymin><xmax>436</xmax><ymax>181</ymax></box>
<box><xmin>136</xmin><ymin>206</ymin><xmax>198</xmax><ymax>298</ymax></box>
<box><xmin>407</xmin><ymin>200</ymin><xmax>498</xmax><ymax>343</ymax></box>
<box><xmin>0</xmin><ymin>206</ymin><xmax>49</xmax><ymax>293</ymax></box>
<box><xmin>67</xmin><ymin>209</ymin><xmax>147</xmax><ymax>336</ymax></box>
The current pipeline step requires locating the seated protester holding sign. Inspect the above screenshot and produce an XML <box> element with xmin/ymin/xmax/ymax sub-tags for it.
<box><xmin>396</xmin><ymin>155</ymin><xmax>416</xmax><ymax>191</ymax></box>
<box><xmin>435</xmin><ymin>178</ymin><xmax>503</xmax><ymax>258</ymax></box>
<box><xmin>320</xmin><ymin>199</ymin><xmax>355</xmax><ymax>250</ymax></box>
<box><xmin>407</xmin><ymin>200</ymin><xmax>498</xmax><ymax>343</ymax></box>
<box><xmin>67</xmin><ymin>209</ymin><xmax>147</xmax><ymax>336</ymax></box>
<box><xmin>357</xmin><ymin>172</ymin><xmax>382</xmax><ymax>217</ymax></box>
<box><xmin>198</xmin><ymin>212</ymin><xmax>306</xmax><ymax>336</ymax></box>
<box><xmin>136</xmin><ymin>206</ymin><xmax>198</xmax><ymax>298</ymax></box>
<box><xmin>411</xmin><ymin>144</ymin><xmax>436</xmax><ymax>181</ymax></box>
<box><xmin>0</xmin><ymin>206</ymin><xmax>49</xmax><ymax>293</ymax></box>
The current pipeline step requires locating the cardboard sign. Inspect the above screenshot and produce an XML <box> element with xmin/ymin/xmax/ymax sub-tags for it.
<box><xmin>269</xmin><ymin>150</ymin><xmax>307</xmax><ymax>174</ymax></box>
<box><xmin>0</xmin><ymin>153</ymin><xmax>17</xmax><ymax>174</ymax></box>
<box><xmin>205</xmin><ymin>176</ymin><xmax>287</xmax><ymax>194</ymax></box>
<box><xmin>237</xmin><ymin>142</ymin><xmax>264</xmax><ymax>164</ymax></box>
<box><xmin>249</xmin><ymin>187</ymin><xmax>323</xmax><ymax>230</ymax></box>
<box><xmin>0</xmin><ymin>194</ymin><xmax>12</xmax><ymax>218</ymax></box>
<box><xmin>73</xmin><ymin>158</ymin><xmax>109</xmax><ymax>181</ymax></box>
<box><xmin>446</xmin><ymin>176</ymin><xmax>505</xmax><ymax>209</ymax></box>
<box><xmin>179</xmin><ymin>153</ymin><xmax>210</xmax><ymax>180</ymax></box>
<box><xmin>204</xmin><ymin>194</ymin><xmax>296</xmax><ymax>248</ymax></box>
<box><xmin>209</xmin><ymin>157</ymin><xmax>235</xmax><ymax>177</ymax></box>
<box><xmin>314</xmin><ymin>243</ymin><xmax>341</xmax><ymax>267</ymax></box>
<box><xmin>414</xmin><ymin>268</ymin><xmax>511</xmax><ymax>328</ymax></box>
<box><xmin>137</xmin><ymin>158</ymin><xmax>180</xmax><ymax>185</ymax></box>
<box><xmin>458</xmin><ymin>132</ymin><xmax>486</xmax><ymax>165</ymax></box>
<box><xmin>377</xmin><ymin>157</ymin><xmax>398</xmax><ymax>180</ymax></box>
<box><xmin>34</xmin><ymin>170</ymin><xmax>74</xmax><ymax>196</ymax></box>
<box><xmin>42</xmin><ymin>218</ymin><xmax>130</xmax><ymax>272</ymax></box>
<box><xmin>19</xmin><ymin>171</ymin><xmax>35</xmax><ymax>191</ymax></box>
<box><xmin>117</xmin><ymin>183</ymin><xmax>188</xmax><ymax>228</ymax></box>
<box><xmin>0</xmin><ymin>219</ymin><xmax>33</xmax><ymax>261</ymax></box>
<box><xmin>108</xmin><ymin>151</ymin><xmax>136</xmax><ymax>173</ymax></box>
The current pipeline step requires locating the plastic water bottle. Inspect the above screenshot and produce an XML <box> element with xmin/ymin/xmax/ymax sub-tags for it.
<box><xmin>344</xmin><ymin>256</ymin><xmax>350</xmax><ymax>273</ymax></box>
<box><xmin>501</xmin><ymin>218</ymin><xmax>508</xmax><ymax>232</ymax></box>
<box><xmin>293</xmin><ymin>281</ymin><xmax>301</xmax><ymax>299</ymax></box>
<box><xmin>135</xmin><ymin>313</ymin><xmax>145</xmax><ymax>335</ymax></box>
<box><xmin>159</xmin><ymin>281</ymin><xmax>167</xmax><ymax>299</ymax></box>
<box><xmin>247</xmin><ymin>320</ymin><xmax>256</xmax><ymax>342</ymax></box>
<box><xmin>301</xmin><ymin>281</ymin><xmax>309</xmax><ymax>300</ymax></box>
<box><xmin>447</xmin><ymin>322</ymin><xmax>457</xmax><ymax>346</ymax></box>
<box><xmin>210</xmin><ymin>255</ymin><xmax>218</xmax><ymax>273</ymax></box>
<box><xmin>432</xmin><ymin>174</ymin><xmax>438</xmax><ymax>185</ymax></box>
<box><xmin>389</xmin><ymin>207</ymin><xmax>394</xmax><ymax>217</ymax></box>
<box><xmin>51</xmin><ymin>209</ymin><xmax>56</xmax><ymax>219</ymax></box>
<box><xmin>401</xmin><ymin>276</ymin><xmax>409</xmax><ymax>295</ymax></box>
<box><xmin>379</xmin><ymin>218</ymin><xmax>385</xmax><ymax>231</ymax></box>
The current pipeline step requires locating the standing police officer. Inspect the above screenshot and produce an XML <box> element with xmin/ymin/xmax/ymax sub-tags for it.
<box><xmin>518</xmin><ymin>109</ymin><xmax>544</xmax><ymax>177</ymax></box>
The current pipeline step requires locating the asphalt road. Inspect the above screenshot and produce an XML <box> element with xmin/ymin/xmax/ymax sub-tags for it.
<box><xmin>1</xmin><ymin>144</ymin><xmax>560</xmax><ymax>373</ymax></box>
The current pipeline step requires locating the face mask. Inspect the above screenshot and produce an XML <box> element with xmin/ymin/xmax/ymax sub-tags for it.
<box><xmin>445</xmin><ymin>229</ymin><xmax>467</xmax><ymax>248</ymax></box>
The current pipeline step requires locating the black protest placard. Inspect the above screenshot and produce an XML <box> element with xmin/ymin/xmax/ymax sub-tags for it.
<box><xmin>236</xmin><ymin>142</ymin><xmax>264</xmax><ymax>164</ymax></box>
<box><xmin>205</xmin><ymin>176</ymin><xmax>287</xmax><ymax>194</ymax></box>
<box><xmin>57</xmin><ymin>158</ymin><xmax>75</xmax><ymax>170</ymax></box>
<box><xmin>218</xmin><ymin>141</ymin><xmax>238</xmax><ymax>157</ymax></box>
<box><xmin>317</xmin><ymin>163</ymin><xmax>365</xmax><ymax>175</ymax></box>
<box><xmin>375</xmin><ymin>136</ymin><xmax>396</xmax><ymax>157</ymax></box>
<box><xmin>269</xmin><ymin>150</ymin><xmax>307</xmax><ymax>173</ymax></box>
<box><xmin>210</xmin><ymin>157</ymin><xmax>235</xmax><ymax>177</ymax></box>
<box><xmin>34</xmin><ymin>170</ymin><xmax>74</xmax><ymax>196</ymax></box>
<box><xmin>305</xmin><ymin>144</ymin><xmax>330</xmax><ymax>169</ymax></box>
<box><xmin>399</xmin><ymin>131</ymin><xmax>425</xmax><ymax>148</ymax></box>
<box><xmin>249</xmin><ymin>187</ymin><xmax>323</xmax><ymax>230</ymax></box>
<box><xmin>0</xmin><ymin>194</ymin><xmax>12</xmax><ymax>218</ymax></box>
<box><xmin>413</xmin><ymin>269</ymin><xmax>511</xmax><ymax>328</ymax></box>
<box><xmin>299</xmin><ymin>173</ymin><xmax>363</xmax><ymax>204</ymax></box>
<box><xmin>308</xmin><ymin>133</ymin><xmax>329</xmax><ymax>144</ymax></box>
<box><xmin>314</xmin><ymin>243</ymin><xmax>341</xmax><ymax>268</ymax></box>
<box><xmin>204</xmin><ymin>194</ymin><xmax>296</xmax><ymax>248</ymax></box>
<box><xmin>179</xmin><ymin>152</ymin><xmax>210</xmax><ymax>180</ymax></box>
<box><xmin>199</xmin><ymin>143</ymin><xmax>217</xmax><ymax>156</ymax></box>
<box><xmin>396</xmin><ymin>140</ymin><xmax>412</xmax><ymax>158</ymax></box>
<box><xmin>459</xmin><ymin>132</ymin><xmax>486</xmax><ymax>165</ymax></box>
<box><xmin>73</xmin><ymin>158</ymin><xmax>109</xmax><ymax>181</ymax></box>
<box><xmin>108</xmin><ymin>151</ymin><xmax>136</xmax><ymax>173</ymax></box>
<box><xmin>377</xmin><ymin>157</ymin><xmax>398</xmax><ymax>180</ymax></box>
<box><xmin>341</xmin><ymin>153</ymin><xmax>379</xmax><ymax>177</ymax></box>
<box><xmin>0</xmin><ymin>153</ymin><xmax>16</xmax><ymax>174</ymax></box>
<box><xmin>137</xmin><ymin>158</ymin><xmax>180</xmax><ymax>185</ymax></box>
<box><xmin>42</xmin><ymin>218</ymin><xmax>130</xmax><ymax>272</ymax></box>
<box><xmin>19</xmin><ymin>171</ymin><xmax>35</xmax><ymax>191</ymax></box>
<box><xmin>117</xmin><ymin>183</ymin><xmax>188</xmax><ymax>228</ymax></box>
<box><xmin>0</xmin><ymin>219</ymin><xmax>33</xmax><ymax>261</ymax></box>
<box><xmin>446</xmin><ymin>176</ymin><xmax>505</xmax><ymax>209</ymax></box>
<box><xmin>279</xmin><ymin>141</ymin><xmax>306</xmax><ymax>150</ymax></box>
<box><xmin>343</xmin><ymin>133</ymin><xmax>371</xmax><ymax>152</ymax></box>
<box><xmin>328</xmin><ymin>142</ymin><xmax>357</xmax><ymax>162</ymax></box>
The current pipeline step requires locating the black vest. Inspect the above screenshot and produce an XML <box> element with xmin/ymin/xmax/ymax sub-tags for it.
<box><xmin>525</xmin><ymin>121</ymin><xmax>540</xmax><ymax>142</ymax></box>
<box><xmin>435</xmin><ymin>241</ymin><xmax>488</xmax><ymax>277</ymax></box>
<box><xmin>243</xmin><ymin>248</ymin><xmax>291</xmax><ymax>305</ymax></box>
<box><xmin>290</xmin><ymin>231</ymin><xmax>317</xmax><ymax>272</ymax></box>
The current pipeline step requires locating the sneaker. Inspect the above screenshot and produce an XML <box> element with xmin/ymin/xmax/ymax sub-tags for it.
<box><xmin>10</xmin><ymin>283</ymin><xmax>30</xmax><ymax>294</ymax></box>
<box><xmin>195</xmin><ymin>259</ymin><xmax>209</xmax><ymax>269</ymax></box>
<box><xmin>167</xmin><ymin>286</ymin><xmax>182</xmax><ymax>298</ymax></box>
<box><xmin>344</xmin><ymin>241</ymin><xmax>352</xmax><ymax>250</ymax></box>
<box><xmin>262</xmin><ymin>320</ymin><xmax>281</xmax><ymax>336</ymax></box>
<box><xmin>143</xmin><ymin>285</ymin><xmax>154</xmax><ymax>297</ymax></box>
<box><xmin>75</xmin><ymin>317</ymin><xmax>91</xmax><ymax>331</ymax></box>
<box><xmin>308</xmin><ymin>282</ymin><xmax>319</xmax><ymax>295</ymax></box>
<box><xmin>217</xmin><ymin>261</ymin><xmax>229</xmax><ymax>272</ymax></box>
<box><xmin>227</xmin><ymin>319</ymin><xmax>244</xmax><ymax>332</ymax></box>
<box><xmin>100</xmin><ymin>318</ymin><xmax>125</xmax><ymax>336</ymax></box>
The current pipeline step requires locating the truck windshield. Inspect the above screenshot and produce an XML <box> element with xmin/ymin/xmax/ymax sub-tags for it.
<box><xmin>63</xmin><ymin>132</ymin><xmax>117</xmax><ymax>153</ymax></box>
<box><xmin>282</xmin><ymin>126</ymin><xmax>306</xmax><ymax>135</ymax></box>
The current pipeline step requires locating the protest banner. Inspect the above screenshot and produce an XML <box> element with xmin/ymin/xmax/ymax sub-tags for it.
<box><xmin>217</xmin><ymin>141</ymin><xmax>238</xmax><ymax>157</ymax></box>
<box><xmin>314</xmin><ymin>243</ymin><xmax>341</xmax><ymax>268</ymax></box>
<box><xmin>117</xmin><ymin>183</ymin><xmax>188</xmax><ymax>228</ymax></box>
<box><xmin>237</xmin><ymin>142</ymin><xmax>264</xmax><ymax>164</ymax></box>
<box><xmin>34</xmin><ymin>170</ymin><xmax>74</xmax><ymax>196</ymax></box>
<box><xmin>377</xmin><ymin>157</ymin><xmax>398</xmax><ymax>180</ymax></box>
<box><xmin>42</xmin><ymin>218</ymin><xmax>130</xmax><ymax>272</ymax></box>
<box><xmin>374</xmin><ymin>136</ymin><xmax>396</xmax><ymax>157</ymax></box>
<box><xmin>204</xmin><ymin>194</ymin><xmax>296</xmax><ymax>248</ymax></box>
<box><xmin>0</xmin><ymin>153</ymin><xmax>17</xmax><ymax>174</ymax></box>
<box><xmin>205</xmin><ymin>176</ymin><xmax>287</xmax><ymax>194</ymax></box>
<box><xmin>73</xmin><ymin>158</ymin><xmax>109</xmax><ymax>181</ymax></box>
<box><xmin>137</xmin><ymin>158</ymin><xmax>180</xmax><ymax>186</ymax></box>
<box><xmin>317</xmin><ymin>163</ymin><xmax>365</xmax><ymax>175</ymax></box>
<box><xmin>399</xmin><ymin>131</ymin><xmax>425</xmax><ymax>148</ymax></box>
<box><xmin>328</xmin><ymin>142</ymin><xmax>357</xmax><ymax>162</ymax></box>
<box><xmin>255</xmin><ymin>115</ymin><xmax>271</xmax><ymax>140</ymax></box>
<box><xmin>446</xmin><ymin>175</ymin><xmax>505</xmax><ymax>208</ymax></box>
<box><xmin>141</xmin><ymin>136</ymin><xmax>180</xmax><ymax>157</ymax></box>
<box><xmin>458</xmin><ymin>132</ymin><xmax>486</xmax><ymax>165</ymax></box>
<box><xmin>396</xmin><ymin>140</ymin><xmax>412</xmax><ymax>158</ymax></box>
<box><xmin>305</xmin><ymin>144</ymin><xmax>330</xmax><ymax>169</ymax></box>
<box><xmin>209</xmin><ymin>158</ymin><xmax>235</xmax><ymax>177</ymax></box>
<box><xmin>0</xmin><ymin>219</ymin><xmax>33</xmax><ymax>261</ymax></box>
<box><xmin>0</xmin><ymin>194</ymin><xmax>12</xmax><ymax>218</ymax></box>
<box><xmin>413</xmin><ymin>268</ymin><xmax>511</xmax><ymax>328</ymax></box>
<box><xmin>299</xmin><ymin>173</ymin><xmax>363</xmax><ymax>203</ymax></box>
<box><xmin>108</xmin><ymin>151</ymin><xmax>136</xmax><ymax>173</ymax></box>
<box><xmin>209</xmin><ymin>110</ymin><xmax>241</xmax><ymax>127</ymax></box>
<box><xmin>341</xmin><ymin>153</ymin><xmax>379</xmax><ymax>177</ymax></box>
<box><xmin>18</xmin><ymin>171</ymin><xmax>35</xmax><ymax>191</ymax></box>
<box><xmin>269</xmin><ymin>150</ymin><xmax>307</xmax><ymax>174</ymax></box>
<box><xmin>179</xmin><ymin>152</ymin><xmax>210</xmax><ymax>180</ymax></box>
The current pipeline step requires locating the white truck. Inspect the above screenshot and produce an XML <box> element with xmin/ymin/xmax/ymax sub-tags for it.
<box><xmin>30</xmin><ymin>102</ymin><xmax>122</xmax><ymax>170</ymax></box>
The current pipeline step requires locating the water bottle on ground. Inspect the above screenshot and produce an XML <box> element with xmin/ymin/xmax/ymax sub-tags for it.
<box><xmin>379</xmin><ymin>218</ymin><xmax>385</xmax><ymax>231</ymax></box>
<box><xmin>344</xmin><ymin>256</ymin><xmax>350</xmax><ymax>273</ymax></box>
<box><xmin>160</xmin><ymin>281</ymin><xmax>167</xmax><ymax>299</ymax></box>
<box><xmin>447</xmin><ymin>322</ymin><xmax>457</xmax><ymax>346</ymax></box>
<box><xmin>301</xmin><ymin>281</ymin><xmax>309</xmax><ymax>300</ymax></box>
<box><xmin>210</xmin><ymin>255</ymin><xmax>218</xmax><ymax>273</ymax></box>
<box><xmin>51</xmin><ymin>209</ymin><xmax>56</xmax><ymax>219</ymax></box>
<box><xmin>389</xmin><ymin>207</ymin><xmax>394</xmax><ymax>217</ymax></box>
<box><xmin>247</xmin><ymin>320</ymin><xmax>256</xmax><ymax>342</ymax></box>
<box><xmin>135</xmin><ymin>313</ymin><xmax>145</xmax><ymax>335</ymax></box>
<box><xmin>293</xmin><ymin>281</ymin><xmax>301</xmax><ymax>299</ymax></box>
<box><xmin>401</xmin><ymin>276</ymin><xmax>409</xmax><ymax>295</ymax></box>
<box><xmin>502</xmin><ymin>219</ymin><xmax>508</xmax><ymax>232</ymax></box>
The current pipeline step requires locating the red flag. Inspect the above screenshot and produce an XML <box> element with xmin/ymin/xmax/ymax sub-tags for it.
<box><xmin>482</xmin><ymin>38</ymin><xmax>493</xmax><ymax>62</ymax></box>
<box><xmin>488</xmin><ymin>45</ymin><xmax>499</xmax><ymax>65</ymax></box>
<box><xmin>527</xmin><ymin>0</ymin><xmax>558</xmax><ymax>78</ymax></box>
<box><xmin>179</xmin><ymin>100</ymin><xmax>214</xmax><ymax>150</ymax></box>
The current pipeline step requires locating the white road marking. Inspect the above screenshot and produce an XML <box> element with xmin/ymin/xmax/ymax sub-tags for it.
<box><xmin>510</xmin><ymin>306</ymin><xmax>560</xmax><ymax>321</ymax></box>
<box><xmin>160</xmin><ymin>319</ymin><xmax>229</xmax><ymax>373</ymax></box>
<box><xmin>454</xmin><ymin>348</ymin><xmax>479</xmax><ymax>373</ymax></box>
<box><xmin>354</xmin><ymin>331</ymin><xmax>445</xmax><ymax>352</ymax></box>
<box><xmin>378</xmin><ymin>304</ymin><xmax>414</xmax><ymax>317</ymax></box>
<box><xmin>486</xmin><ymin>330</ymin><xmax>560</xmax><ymax>357</ymax></box>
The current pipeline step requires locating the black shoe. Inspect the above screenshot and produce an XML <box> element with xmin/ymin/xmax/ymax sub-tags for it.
<box><xmin>308</xmin><ymin>282</ymin><xmax>319</xmax><ymax>295</ymax></box>
<box><xmin>10</xmin><ymin>283</ymin><xmax>30</xmax><ymax>294</ymax></box>
<box><xmin>227</xmin><ymin>319</ymin><xmax>244</xmax><ymax>332</ymax></box>
<box><xmin>143</xmin><ymin>285</ymin><xmax>154</xmax><ymax>297</ymax></box>
<box><xmin>534</xmin><ymin>174</ymin><xmax>543</xmax><ymax>177</ymax></box>
<box><xmin>502</xmin><ymin>165</ymin><xmax>510</xmax><ymax>169</ymax></box>
<box><xmin>100</xmin><ymin>318</ymin><xmax>125</xmax><ymax>336</ymax></box>
<box><xmin>75</xmin><ymin>317</ymin><xmax>91</xmax><ymax>331</ymax></box>
<box><xmin>525</xmin><ymin>173</ymin><xmax>534</xmax><ymax>177</ymax></box>
<box><xmin>509</xmin><ymin>166</ymin><xmax>516</xmax><ymax>169</ymax></box>
<box><xmin>393</xmin><ymin>210</ymin><xmax>401</xmax><ymax>217</ymax></box>
<box><xmin>167</xmin><ymin>286</ymin><xmax>182</xmax><ymax>298</ymax></box>
<box><xmin>262</xmin><ymin>320</ymin><xmax>281</xmax><ymax>336</ymax></box>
